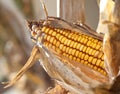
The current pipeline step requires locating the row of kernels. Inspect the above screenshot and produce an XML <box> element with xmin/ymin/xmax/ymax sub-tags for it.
<box><xmin>88</xmin><ymin>56</ymin><xmax>104</xmax><ymax>68</ymax></box>
<box><xmin>44</xmin><ymin>38</ymin><xmax>103</xmax><ymax>69</ymax></box>
<box><xmin>80</xmin><ymin>37</ymin><xmax>88</xmax><ymax>44</ymax></box>
<box><xmin>69</xmin><ymin>41</ymin><xmax>74</xmax><ymax>47</ymax></box>
<box><xmin>43</xmin><ymin>27</ymin><xmax>101</xmax><ymax>55</ymax></box>
<box><xmin>45</xmin><ymin>41</ymin><xmax>106</xmax><ymax>76</ymax></box>
<box><xmin>43</xmin><ymin>27</ymin><xmax>102</xmax><ymax>50</ymax></box>
<box><xmin>42</xmin><ymin>27</ymin><xmax>106</xmax><ymax>75</ymax></box>
<box><xmin>44</xmin><ymin>33</ymin><xmax>103</xmax><ymax>65</ymax></box>
<box><xmin>68</xmin><ymin>33</ymin><xmax>73</xmax><ymax>39</ymax></box>
<box><xmin>43</xmin><ymin>27</ymin><xmax>49</xmax><ymax>34</ymax></box>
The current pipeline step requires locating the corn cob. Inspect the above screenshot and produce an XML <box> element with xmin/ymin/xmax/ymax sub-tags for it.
<box><xmin>34</xmin><ymin>26</ymin><xmax>107</xmax><ymax>76</ymax></box>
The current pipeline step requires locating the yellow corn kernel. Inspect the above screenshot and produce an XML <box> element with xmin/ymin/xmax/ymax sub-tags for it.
<box><xmin>44</xmin><ymin>35</ymin><xmax>47</xmax><ymax>40</ymax></box>
<box><xmin>68</xmin><ymin>33</ymin><xmax>73</xmax><ymax>38</ymax></box>
<box><xmin>103</xmin><ymin>71</ymin><xmax>107</xmax><ymax>75</ymax></box>
<box><xmin>98</xmin><ymin>41</ymin><xmax>102</xmax><ymax>45</ymax></box>
<box><xmin>81</xmin><ymin>60</ymin><xmax>85</xmax><ymax>64</ymax></box>
<box><xmin>96</xmin><ymin>44</ymin><xmax>101</xmax><ymax>50</ymax></box>
<box><xmin>88</xmin><ymin>48</ymin><xmax>93</xmax><ymax>55</ymax></box>
<box><xmin>102</xmin><ymin>55</ymin><xmax>104</xmax><ymax>60</ymax></box>
<box><xmin>76</xmin><ymin>43</ymin><xmax>81</xmax><ymax>49</ymax></box>
<box><xmin>43</xmin><ymin>27</ymin><xmax>49</xmax><ymax>33</ymax></box>
<box><xmin>78</xmin><ymin>52</ymin><xmax>82</xmax><ymax>58</ymax></box>
<box><xmin>63</xmin><ymin>53</ymin><xmax>68</xmax><ymax>57</ymax></box>
<box><xmin>94</xmin><ymin>51</ymin><xmax>99</xmax><ymax>57</ymax></box>
<box><xmin>69</xmin><ymin>55</ymin><xmax>73</xmax><ymax>60</ymax></box>
<box><xmin>80</xmin><ymin>37</ymin><xmax>85</xmax><ymax>43</ymax></box>
<box><xmin>62</xmin><ymin>45</ymin><xmax>67</xmax><ymax>52</ymax></box>
<box><xmin>77</xmin><ymin>36</ymin><xmax>82</xmax><ymax>42</ymax></box>
<box><xmin>83</xmin><ymin>46</ymin><xmax>87</xmax><ymax>52</ymax></box>
<box><xmin>93</xmin><ymin>66</ymin><xmax>97</xmax><ymax>70</ymax></box>
<box><xmin>74</xmin><ymin>34</ymin><xmax>78</xmax><ymax>41</ymax></box>
<box><xmin>92</xmin><ymin>50</ymin><xmax>97</xmax><ymax>56</ymax></box>
<box><xmin>100</xmin><ymin>70</ymin><xmax>104</xmax><ymax>74</ymax></box>
<box><xmin>71</xmin><ymin>33</ymin><xmax>75</xmax><ymax>40</ymax></box>
<box><xmin>90</xmin><ymin>64</ymin><xmax>93</xmax><ymax>69</ymax></box>
<box><xmin>59</xmin><ymin>30</ymin><xmax>63</xmax><ymax>34</ymax></box>
<box><xmin>92</xmin><ymin>58</ymin><xmax>97</xmax><ymax>65</ymax></box>
<box><xmin>67</xmin><ymin>40</ymin><xmax>72</xmax><ymax>46</ymax></box>
<box><xmin>87</xmin><ymin>41</ymin><xmax>92</xmax><ymax>46</ymax></box>
<box><xmin>83</xmin><ymin>38</ymin><xmax>88</xmax><ymax>44</ymax></box>
<box><xmin>98</xmin><ymin>52</ymin><xmax>103</xmax><ymax>59</ymax></box>
<box><xmin>56</xmin><ymin>29</ymin><xmax>60</xmax><ymax>33</ymax></box>
<box><xmin>70</xmin><ymin>41</ymin><xmax>75</xmax><ymax>47</ymax></box>
<box><xmin>75</xmin><ymin>50</ymin><xmax>79</xmax><ymax>57</ymax></box>
<box><xmin>66</xmin><ymin>47</ymin><xmax>70</xmax><ymax>53</ymax></box>
<box><xmin>80</xmin><ymin>45</ymin><xmax>84</xmax><ymax>51</ymax></box>
<box><xmin>51</xmin><ymin>31</ymin><xmax>56</xmax><ymax>36</ymax></box>
<box><xmin>56</xmin><ymin>41</ymin><xmax>60</xmax><ymax>47</ymax></box>
<box><xmin>86</xmin><ymin>47</ymin><xmax>91</xmax><ymax>54</ymax></box>
<box><xmin>88</xmin><ymin>56</ymin><xmax>93</xmax><ymax>63</ymax></box>
<box><xmin>84</xmin><ymin>54</ymin><xmax>89</xmax><ymax>61</ymax></box>
<box><xmin>96</xmin><ymin>59</ymin><xmax>101</xmax><ymax>66</ymax></box>
<box><xmin>69</xmin><ymin>48</ymin><xmax>73</xmax><ymax>55</ymax></box>
<box><xmin>73</xmin><ymin>57</ymin><xmax>76</xmax><ymax>61</ymax></box>
<box><xmin>64</xmin><ymin>39</ymin><xmax>69</xmax><ymax>45</ymax></box>
<box><xmin>61</xmin><ymin>37</ymin><xmax>66</xmax><ymax>44</ymax></box>
<box><xmin>76</xmin><ymin>58</ymin><xmax>80</xmax><ymax>62</ymax></box>
<box><xmin>100</xmin><ymin>61</ymin><xmax>104</xmax><ymax>68</ymax></box>
<box><xmin>73</xmin><ymin>42</ymin><xmax>78</xmax><ymax>48</ymax></box>
<box><xmin>97</xmin><ymin>68</ymin><xmax>101</xmax><ymax>73</ymax></box>
<box><xmin>81</xmin><ymin>53</ymin><xmax>85</xmax><ymax>59</ymax></box>
<box><xmin>63</xmin><ymin>53</ymin><xmax>66</xmax><ymax>56</ymax></box>
<box><xmin>53</xmin><ymin>39</ymin><xmax>57</xmax><ymax>45</ymax></box>
<box><xmin>58</xmin><ymin>35</ymin><xmax>64</xmax><ymax>41</ymax></box>
<box><xmin>84</xmin><ymin>61</ymin><xmax>88</xmax><ymax>65</ymax></box>
<box><xmin>41</xmin><ymin>26</ymin><xmax>46</xmax><ymax>31</ymax></box>
<box><xmin>59</xmin><ymin>44</ymin><xmax>64</xmax><ymax>50</ymax></box>
<box><xmin>100</xmin><ymin>47</ymin><xmax>103</xmax><ymax>51</ymax></box>
<box><xmin>71</xmin><ymin>49</ymin><xmax>76</xmax><ymax>56</ymax></box>
<box><xmin>64</xmin><ymin>32</ymin><xmax>69</xmax><ymax>36</ymax></box>
<box><xmin>50</xmin><ymin>37</ymin><xmax>54</xmax><ymax>43</ymax></box>
<box><xmin>93</xmin><ymin>39</ymin><xmax>98</xmax><ymax>43</ymax></box>
<box><xmin>92</xmin><ymin>43</ymin><xmax>97</xmax><ymax>49</ymax></box>
<box><xmin>44</xmin><ymin>41</ymin><xmax>48</xmax><ymax>46</ymax></box>
<box><xmin>62</xmin><ymin>31</ymin><xmax>66</xmax><ymax>35</ymax></box>
<box><xmin>88</xmin><ymin>36</ymin><xmax>93</xmax><ymax>41</ymax></box>
<box><xmin>55</xmin><ymin>48</ymin><xmax>61</xmax><ymax>54</ymax></box>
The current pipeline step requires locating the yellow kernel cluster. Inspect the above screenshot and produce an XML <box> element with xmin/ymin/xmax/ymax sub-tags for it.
<box><xmin>41</xmin><ymin>26</ymin><xmax>107</xmax><ymax>76</ymax></box>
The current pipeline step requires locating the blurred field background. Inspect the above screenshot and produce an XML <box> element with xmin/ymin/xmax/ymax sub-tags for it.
<box><xmin>0</xmin><ymin>0</ymin><xmax>58</xmax><ymax>94</ymax></box>
<box><xmin>0</xmin><ymin>0</ymin><xmax>99</xmax><ymax>94</ymax></box>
